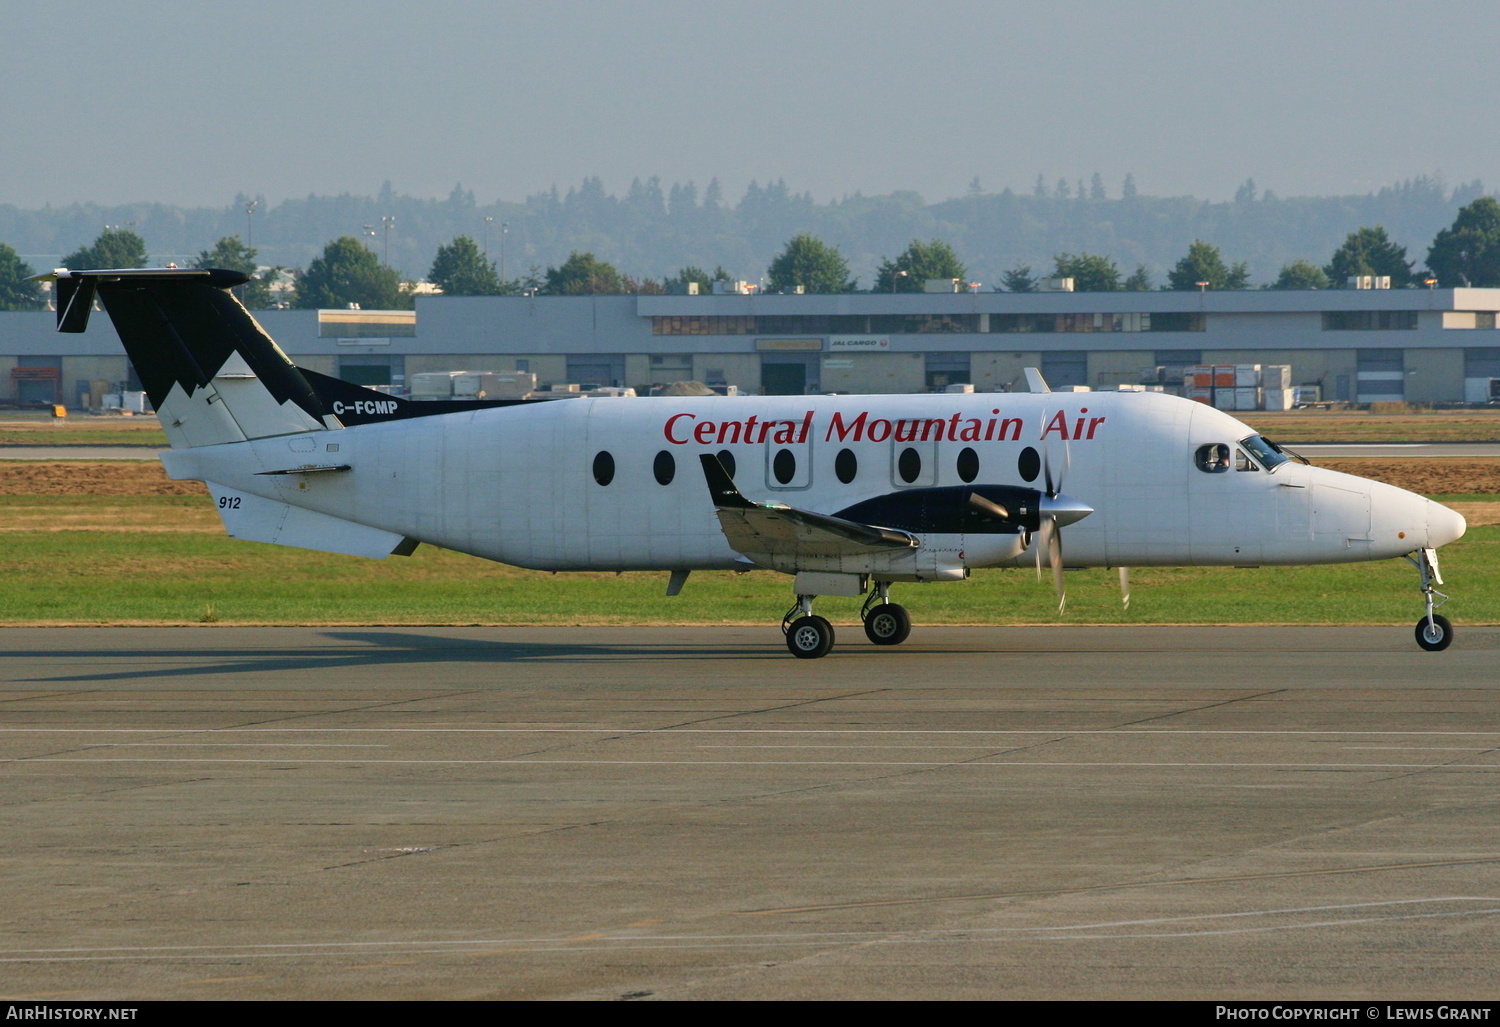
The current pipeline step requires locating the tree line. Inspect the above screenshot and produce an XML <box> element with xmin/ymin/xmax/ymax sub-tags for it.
<box><xmin>3</xmin><ymin>196</ymin><xmax>1499</xmax><ymax>310</ymax></box>
<box><xmin>0</xmin><ymin>175</ymin><xmax>1486</xmax><ymax>289</ymax></box>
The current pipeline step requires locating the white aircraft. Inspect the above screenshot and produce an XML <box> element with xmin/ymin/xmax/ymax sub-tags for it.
<box><xmin>41</xmin><ymin>267</ymin><xmax>1467</xmax><ymax>658</ymax></box>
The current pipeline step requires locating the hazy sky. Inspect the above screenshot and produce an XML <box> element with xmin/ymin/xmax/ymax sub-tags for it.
<box><xmin>5</xmin><ymin>0</ymin><xmax>1497</xmax><ymax>209</ymax></box>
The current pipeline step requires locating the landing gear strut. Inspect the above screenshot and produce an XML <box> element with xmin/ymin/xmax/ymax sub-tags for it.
<box><xmin>780</xmin><ymin>585</ymin><xmax>916</xmax><ymax>658</ymax></box>
<box><xmin>1406</xmin><ymin>547</ymin><xmax>1453</xmax><ymax>652</ymax></box>
<box><xmin>861</xmin><ymin>583</ymin><xmax>911</xmax><ymax>646</ymax></box>
<box><xmin>783</xmin><ymin>595</ymin><xmax>834</xmax><ymax>659</ymax></box>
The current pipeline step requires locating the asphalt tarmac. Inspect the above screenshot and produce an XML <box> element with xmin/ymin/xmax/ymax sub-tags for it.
<box><xmin>1</xmin><ymin>625</ymin><xmax>1497</xmax><ymax>1001</ymax></box>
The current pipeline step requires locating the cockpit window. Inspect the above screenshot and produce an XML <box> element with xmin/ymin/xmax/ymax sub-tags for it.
<box><xmin>1195</xmin><ymin>443</ymin><xmax>1231</xmax><ymax>473</ymax></box>
<box><xmin>1239</xmin><ymin>434</ymin><xmax>1290</xmax><ymax>470</ymax></box>
<box><xmin>1236</xmin><ymin>448</ymin><xmax>1259</xmax><ymax>472</ymax></box>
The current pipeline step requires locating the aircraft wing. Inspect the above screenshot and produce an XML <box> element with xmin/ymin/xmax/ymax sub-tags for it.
<box><xmin>699</xmin><ymin>454</ymin><xmax>917</xmax><ymax>560</ymax></box>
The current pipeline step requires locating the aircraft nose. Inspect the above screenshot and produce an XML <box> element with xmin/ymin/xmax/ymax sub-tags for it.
<box><xmin>1427</xmin><ymin>500</ymin><xmax>1467</xmax><ymax>549</ymax></box>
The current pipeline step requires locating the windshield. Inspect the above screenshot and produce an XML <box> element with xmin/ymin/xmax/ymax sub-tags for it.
<box><xmin>1239</xmin><ymin>433</ymin><xmax>1290</xmax><ymax>471</ymax></box>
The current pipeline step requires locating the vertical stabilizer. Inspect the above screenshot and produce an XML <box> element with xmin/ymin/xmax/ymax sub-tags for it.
<box><xmin>39</xmin><ymin>268</ymin><xmax>337</xmax><ymax>448</ymax></box>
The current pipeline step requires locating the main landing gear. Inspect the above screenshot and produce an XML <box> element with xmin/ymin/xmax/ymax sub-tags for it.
<box><xmin>783</xmin><ymin>596</ymin><xmax>835</xmax><ymax>659</ymax></box>
<box><xmin>782</xmin><ymin>584</ymin><xmax>913</xmax><ymax>659</ymax></box>
<box><xmin>1406</xmin><ymin>547</ymin><xmax>1454</xmax><ymax>652</ymax></box>
<box><xmin>861</xmin><ymin>583</ymin><xmax>912</xmax><ymax>646</ymax></box>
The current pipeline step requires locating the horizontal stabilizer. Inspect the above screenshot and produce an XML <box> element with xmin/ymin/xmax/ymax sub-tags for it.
<box><xmin>206</xmin><ymin>484</ymin><xmax>414</xmax><ymax>559</ymax></box>
<box><xmin>56</xmin><ymin>275</ymin><xmax>97</xmax><ymax>333</ymax></box>
<box><xmin>29</xmin><ymin>267</ymin><xmax>244</xmax><ymax>332</ymax></box>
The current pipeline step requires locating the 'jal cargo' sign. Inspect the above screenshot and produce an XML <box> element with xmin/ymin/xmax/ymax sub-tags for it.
<box><xmin>828</xmin><ymin>335</ymin><xmax>892</xmax><ymax>351</ymax></box>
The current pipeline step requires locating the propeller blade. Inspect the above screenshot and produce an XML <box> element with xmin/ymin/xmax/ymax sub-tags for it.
<box><xmin>1046</xmin><ymin>519</ymin><xmax>1064</xmax><ymax>613</ymax></box>
<box><xmin>1040</xmin><ymin>433</ymin><xmax>1070</xmax><ymax>499</ymax></box>
<box><xmin>966</xmin><ymin>493</ymin><xmax>1010</xmax><ymax>521</ymax></box>
<box><xmin>1119</xmin><ymin>566</ymin><xmax>1130</xmax><ymax>610</ymax></box>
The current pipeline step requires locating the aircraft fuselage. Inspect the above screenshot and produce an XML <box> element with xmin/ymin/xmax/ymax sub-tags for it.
<box><xmin>159</xmin><ymin>390</ymin><xmax>1463</xmax><ymax>576</ymax></box>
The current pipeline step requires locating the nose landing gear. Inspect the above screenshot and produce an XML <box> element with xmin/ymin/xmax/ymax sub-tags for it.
<box><xmin>1406</xmin><ymin>548</ymin><xmax>1453</xmax><ymax>652</ymax></box>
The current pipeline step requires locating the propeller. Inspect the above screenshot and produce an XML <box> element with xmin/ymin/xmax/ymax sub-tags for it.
<box><xmin>1032</xmin><ymin>428</ymin><xmax>1093</xmax><ymax>613</ymax></box>
<box><xmin>1040</xmin><ymin>516</ymin><xmax>1064</xmax><ymax>611</ymax></box>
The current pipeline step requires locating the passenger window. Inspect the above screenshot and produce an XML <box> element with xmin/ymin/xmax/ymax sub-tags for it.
<box><xmin>592</xmin><ymin>451</ymin><xmax>615</xmax><ymax>487</ymax></box>
<box><xmin>1018</xmin><ymin>446</ymin><xmax>1040</xmax><ymax>483</ymax></box>
<box><xmin>897</xmin><ymin>447</ymin><xmax>921</xmax><ymax>484</ymax></box>
<box><xmin>956</xmin><ymin>447</ymin><xmax>979</xmax><ymax>483</ymax></box>
<box><xmin>653</xmin><ymin>450</ymin><xmax>675</xmax><ymax>486</ymax></box>
<box><xmin>1195</xmin><ymin>444</ymin><xmax>1231</xmax><ymax>474</ymax></box>
<box><xmin>773</xmin><ymin>448</ymin><xmax>796</xmax><ymax>485</ymax></box>
<box><xmin>835</xmin><ymin>448</ymin><xmax>858</xmax><ymax>484</ymax></box>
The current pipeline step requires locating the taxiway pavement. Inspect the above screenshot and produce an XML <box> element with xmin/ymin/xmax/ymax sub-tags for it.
<box><xmin>1</xmin><ymin>625</ymin><xmax>1497</xmax><ymax>1000</ymax></box>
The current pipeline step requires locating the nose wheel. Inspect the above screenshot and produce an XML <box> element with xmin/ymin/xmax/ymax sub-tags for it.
<box><xmin>1407</xmin><ymin>548</ymin><xmax>1454</xmax><ymax>652</ymax></box>
<box><xmin>1415</xmin><ymin>614</ymin><xmax>1453</xmax><ymax>652</ymax></box>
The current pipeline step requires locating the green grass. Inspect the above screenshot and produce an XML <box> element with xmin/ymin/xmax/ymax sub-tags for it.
<box><xmin>2</xmin><ymin>522</ymin><xmax>1495</xmax><ymax>626</ymax></box>
<box><xmin>1428</xmin><ymin>494</ymin><xmax>1498</xmax><ymax>504</ymax></box>
<box><xmin>0</xmin><ymin>423</ymin><xmax>168</xmax><ymax>447</ymax></box>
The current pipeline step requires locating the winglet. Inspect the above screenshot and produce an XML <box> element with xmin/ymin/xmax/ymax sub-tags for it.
<box><xmin>699</xmin><ymin>453</ymin><xmax>757</xmax><ymax>510</ymax></box>
<box><xmin>1022</xmin><ymin>367</ymin><xmax>1052</xmax><ymax>394</ymax></box>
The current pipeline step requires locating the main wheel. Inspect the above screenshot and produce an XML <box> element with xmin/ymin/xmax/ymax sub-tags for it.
<box><xmin>786</xmin><ymin>615</ymin><xmax>835</xmax><ymax>659</ymax></box>
<box><xmin>863</xmin><ymin>603</ymin><xmax>912</xmax><ymax>646</ymax></box>
<box><xmin>1415</xmin><ymin>614</ymin><xmax>1453</xmax><ymax>652</ymax></box>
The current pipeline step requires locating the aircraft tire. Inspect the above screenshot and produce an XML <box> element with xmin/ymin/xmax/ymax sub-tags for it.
<box><xmin>863</xmin><ymin>603</ymin><xmax>912</xmax><ymax>646</ymax></box>
<box><xmin>786</xmin><ymin>616</ymin><xmax>835</xmax><ymax>659</ymax></box>
<box><xmin>1415</xmin><ymin>614</ymin><xmax>1453</xmax><ymax>652</ymax></box>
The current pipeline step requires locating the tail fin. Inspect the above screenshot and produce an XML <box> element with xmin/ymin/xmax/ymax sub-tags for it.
<box><xmin>40</xmin><ymin>267</ymin><xmax>336</xmax><ymax>448</ymax></box>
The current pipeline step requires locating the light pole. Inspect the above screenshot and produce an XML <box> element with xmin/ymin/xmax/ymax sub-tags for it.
<box><xmin>245</xmin><ymin>199</ymin><xmax>258</xmax><ymax>248</ymax></box>
<box><xmin>380</xmin><ymin>215</ymin><xmax>395</xmax><ymax>266</ymax></box>
<box><xmin>499</xmin><ymin>221</ymin><xmax>509</xmax><ymax>287</ymax></box>
<box><xmin>892</xmin><ymin>269</ymin><xmax>908</xmax><ymax>293</ymax></box>
<box><xmin>483</xmin><ymin>216</ymin><xmax>494</xmax><ymax>255</ymax></box>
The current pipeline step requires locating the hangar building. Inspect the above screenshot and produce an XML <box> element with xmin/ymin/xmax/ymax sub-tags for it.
<box><xmin>4</xmin><ymin>284</ymin><xmax>1500</xmax><ymax>406</ymax></box>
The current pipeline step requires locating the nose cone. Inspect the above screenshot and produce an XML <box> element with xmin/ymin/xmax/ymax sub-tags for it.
<box><xmin>1427</xmin><ymin>500</ymin><xmax>1467</xmax><ymax>549</ymax></box>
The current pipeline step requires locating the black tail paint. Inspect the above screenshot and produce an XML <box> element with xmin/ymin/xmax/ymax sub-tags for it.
<box><xmin>52</xmin><ymin>268</ymin><xmax>328</xmax><ymax>426</ymax></box>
